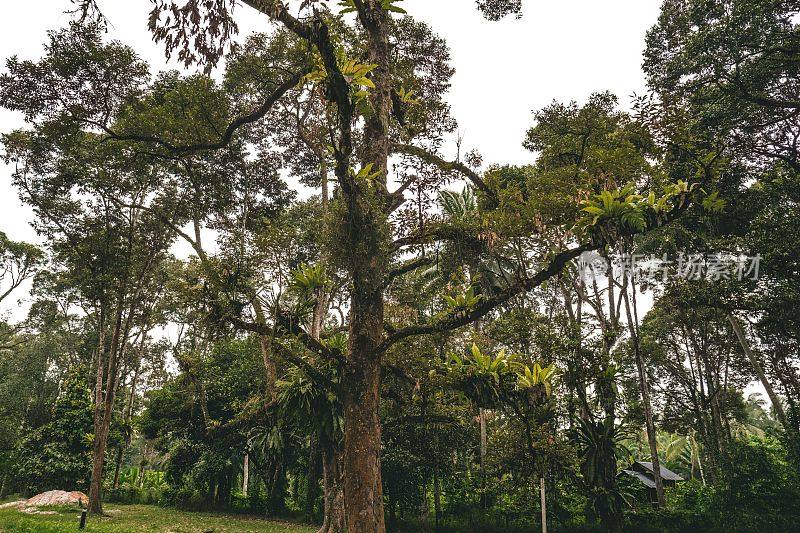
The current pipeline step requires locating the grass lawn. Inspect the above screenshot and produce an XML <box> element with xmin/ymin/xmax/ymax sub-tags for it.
<box><xmin>0</xmin><ymin>504</ymin><xmax>316</xmax><ymax>533</ymax></box>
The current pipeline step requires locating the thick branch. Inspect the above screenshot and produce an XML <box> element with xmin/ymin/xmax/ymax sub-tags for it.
<box><xmin>107</xmin><ymin>197</ymin><xmax>207</xmax><ymax>262</ymax></box>
<box><xmin>102</xmin><ymin>68</ymin><xmax>309</xmax><ymax>153</ymax></box>
<box><xmin>385</xmin><ymin>256</ymin><xmax>435</xmax><ymax>286</ymax></box>
<box><xmin>717</xmin><ymin>69</ymin><xmax>800</xmax><ymax>110</ymax></box>
<box><xmin>228</xmin><ymin>313</ymin><xmax>340</xmax><ymax>393</ymax></box>
<box><xmin>240</xmin><ymin>1</ymin><xmax>355</xmax><ymax>193</ymax></box>
<box><xmin>392</xmin><ymin>224</ymin><xmax>485</xmax><ymax>251</ymax></box>
<box><xmin>377</xmin><ymin>243</ymin><xmax>595</xmax><ymax>352</ymax></box>
<box><xmin>393</xmin><ymin>143</ymin><xmax>499</xmax><ymax>206</ymax></box>
<box><xmin>728</xmin><ymin>314</ymin><xmax>790</xmax><ymax>430</ymax></box>
<box><xmin>274</xmin><ymin>309</ymin><xmax>346</xmax><ymax>364</ymax></box>
<box><xmin>239</xmin><ymin>0</ymin><xmax>313</xmax><ymax>40</ymax></box>
<box><xmin>272</xmin><ymin>340</ymin><xmax>340</xmax><ymax>396</ymax></box>
<box><xmin>229</xmin><ymin>311</ymin><xmax>344</xmax><ymax>364</ymax></box>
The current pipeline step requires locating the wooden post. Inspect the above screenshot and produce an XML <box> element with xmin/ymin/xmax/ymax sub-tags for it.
<box><xmin>242</xmin><ymin>453</ymin><xmax>249</xmax><ymax>497</ymax></box>
<box><xmin>480</xmin><ymin>408</ymin><xmax>488</xmax><ymax>509</ymax></box>
<box><xmin>540</xmin><ymin>477</ymin><xmax>547</xmax><ymax>533</ymax></box>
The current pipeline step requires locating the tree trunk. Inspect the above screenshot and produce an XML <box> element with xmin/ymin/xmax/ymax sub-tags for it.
<box><xmin>112</xmin><ymin>446</ymin><xmax>124</xmax><ymax>490</ymax></box>
<box><xmin>207</xmin><ymin>478</ymin><xmax>217</xmax><ymax>508</ymax></box>
<box><xmin>252</xmin><ymin>298</ymin><xmax>277</xmax><ymax>399</ymax></box>
<box><xmin>88</xmin><ymin>391</ymin><xmax>114</xmax><ymax>514</ymax></box>
<box><xmin>267</xmin><ymin>459</ymin><xmax>287</xmax><ymax>515</ymax></box>
<box><xmin>113</xmin><ymin>337</ymin><xmax>144</xmax><ymax>491</ymax></box>
<box><xmin>306</xmin><ymin>438</ymin><xmax>321</xmax><ymax>519</ymax></box>
<box><xmin>91</xmin><ymin>314</ymin><xmax>107</xmax><ymax>497</ymax></box>
<box><xmin>691</xmin><ymin>432</ymin><xmax>705</xmax><ymax>485</ymax></box>
<box><xmin>688</xmin><ymin>327</ymin><xmax>724</xmax><ymax>466</ymax></box>
<box><xmin>342</xmin><ymin>357</ymin><xmax>385</xmax><ymax>532</ymax></box>
<box><xmin>312</xmin><ymin>290</ymin><xmax>329</xmax><ymax>343</ymax></box>
<box><xmin>89</xmin><ymin>303</ymin><xmax>126</xmax><ymax>515</ymax></box>
<box><xmin>623</xmin><ymin>282</ymin><xmax>665</xmax><ymax>506</ymax></box>
<box><xmin>694</xmin><ymin>327</ymin><xmax>727</xmax><ymax>456</ymax></box>
<box><xmin>340</xmin><ymin>29</ymin><xmax>391</xmax><ymax>523</ymax></box>
<box><xmin>479</xmin><ymin>408</ymin><xmax>487</xmax><ymax>509</ymax></box>
<box><xmin>728</xmin><ymin>314</ymin><xmax>790</xmax><ymax>429</ymax></box>
<box><xmin>433</xmin><ymin>459</ymin><xmax>441</xmax><ymax>532</ymax></box>
<box><xmin>319</xmin><ymin>445</ymin><xmax>346</xmax><ymax>533</ymax></box>
<box><xmin>327</xmin><ymin>2</ymin><xmax>391</xmax><ymax>530</ymax></box>
<box><xmin>138</xmin><ymin>453</ymin><xmax>147</xmax><ymax>489</ymax></box>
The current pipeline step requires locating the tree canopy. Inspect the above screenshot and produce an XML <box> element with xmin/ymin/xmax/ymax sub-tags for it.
<box><xmin>0</xmin><ymin>1</ymin><xmax>799</xmax><ymax>532</ymax></box>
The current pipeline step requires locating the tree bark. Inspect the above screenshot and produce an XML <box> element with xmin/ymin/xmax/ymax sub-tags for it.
<box><xmin>267</xmin><ymin>458</ymin><xmax>287</xmax><ymax>515</ymax></box>
<box><xmin>89</xmin><ymin>302</ymin><xmax>126</xmax><ymax>515</ymax></box>
<box><xmin>688</xmin><ymin>328</ymin><xmax>724</xmax><ymax>460</ymax></box>
<box><xmin>112</xmin><ymin>446</ymin><xmax>125</xmax><ymax>491</ymax></box>
<box><xmin>341</xmin><ymin>356</ymin><xmax>385</xmax><ymax>532</ymax></box>
<box><xmin>623</xmin><ymin>282</ymin><xmax>665</xmax><ymax>506</ymax></box>
<box><xmin>433</xmin><ymin>458</ymin><xmax>441</xmax><ymax>532</ymax></box>
<box><xmin>319</xmin><ymin>445</ymin><xmax>346</xmax><ymax>533</ymax></box>
<box><xmin>252</xmin><ymin>297</ymin><xmax>277</xmax><ymax>399</ymax></box>
<box><xmin>113</xmin><ymin>332</ymin><xmax>145</xmax><ymax>491</ymax></box>
<box><xmin>89</xmin><ymin>323</ymin><xmax>106</xmax><ymax>511</ymax></box>
<box><xmin>306</xmin><ymin>438</ymin><xmax>321</xmax><ymax>519</ymax></box>
<box><xmin>479</xmin><ymin>408</ymin><xmax>488</xmax><ymax>509</ymax></box>
<box><xmin>728</xmin><ymin>314</ymin><xmax>790</xmax><ymax>429</ymax></box>
<box><xmin>338</xmin><ymin>3</ymin><xmax>392</xmax><ymax>530</ymax></box>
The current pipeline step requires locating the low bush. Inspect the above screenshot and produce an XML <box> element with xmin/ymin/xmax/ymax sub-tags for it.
<box><xmin>107</xmin><ymin>484</ymin><xmax>165</xmax><ymax>505</ymax></box>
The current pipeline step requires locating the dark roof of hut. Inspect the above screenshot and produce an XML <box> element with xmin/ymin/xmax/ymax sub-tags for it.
<box><xmin>619</xmin><ymin>461</ymin><xmax>686</xmax><ymax>488</ymax></box>
<box><xmin>621</xmin><ymin>469</ymin><xmax>657</xmax><ymax>489</ymax></box>
<box><xmin>635</xmin><ymin>461</ymin><xmax>685</xmax><ymax>482</ymax></box>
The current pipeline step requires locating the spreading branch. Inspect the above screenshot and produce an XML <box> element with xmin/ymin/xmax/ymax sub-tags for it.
<box><xmin>377</xmin><ymin>242</ymin><xmax>595</xmax><ymax>352</ymax></box>
<box><xmin>101</xmin><ymin>68</ymin><xmax>309</xmax><ymax>153</ymax></box>
<box><xmin>228</xmin><ymin>313</ymin><xmax>341</xmax><ymax>394</ymax></box>
<box><xmin>385</xmin><ymin>256</ymin><xmax>436</xmax><ymax>286</ymax></box>
<box><xmin>393</xmin><ymin>143</ymin><xmax>499</xmax><ymax>206</ymax></box>
<box><xmin>229</xmin><ymin>310</ymin><xmax>344</xmax><ymax>365</ymax></box>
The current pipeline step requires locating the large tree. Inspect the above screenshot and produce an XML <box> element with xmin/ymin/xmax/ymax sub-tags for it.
<box><xmin>1</xmin><ymin>2</ymin><xmax>708</xmax><ymax>530</ymax></box>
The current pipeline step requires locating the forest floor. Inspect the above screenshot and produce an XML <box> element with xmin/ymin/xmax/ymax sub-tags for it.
<box><xmin>0</xmin><ymin>503</ymin><xmax>316</xmax><ymax>532</ymax></box>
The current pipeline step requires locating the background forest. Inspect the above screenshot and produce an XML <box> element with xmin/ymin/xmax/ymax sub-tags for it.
<box><xmin>0</xmin><ymin>0</ymin><xmax>799</xmax><ymax>532</ymax></box>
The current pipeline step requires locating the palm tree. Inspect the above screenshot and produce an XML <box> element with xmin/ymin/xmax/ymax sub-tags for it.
<box><xmin>571</xmin><ymin>417</ymin><xmax>631</xmax><ymax>533</ymax></box>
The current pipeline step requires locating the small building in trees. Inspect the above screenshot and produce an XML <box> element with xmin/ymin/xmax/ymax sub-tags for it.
<box><xmin>619</xmin><ymin>461</ymin><xmax>685</xmax><ymax>503</ymax></box>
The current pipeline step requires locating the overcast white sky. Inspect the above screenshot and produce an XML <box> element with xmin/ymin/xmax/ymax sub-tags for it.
<box><xmin>0</xmin><ymin>0</ymin><xmax>663</xmax><ymax>241</ymax></box>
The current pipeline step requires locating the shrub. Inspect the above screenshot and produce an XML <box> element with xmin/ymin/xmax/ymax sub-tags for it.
<box><xmin>13</xmin><ymin>367</ymin><xmax>93</xmax><ymax>496</ymax></box>
<box><xmin>107</xmin><ymin>485</ymin><xmax>165</xmax><ymax>505</ymax></box>
<box><xmin>163</xmin><ymin>486</ymin><xmax>206</xmax><ymax>512</ymax></box>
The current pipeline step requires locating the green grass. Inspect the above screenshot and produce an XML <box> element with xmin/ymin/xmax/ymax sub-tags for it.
<box><xmin>0</xmin><ymin>504</ymin><xmax>316</xmax><ymax>533</ymax></box>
